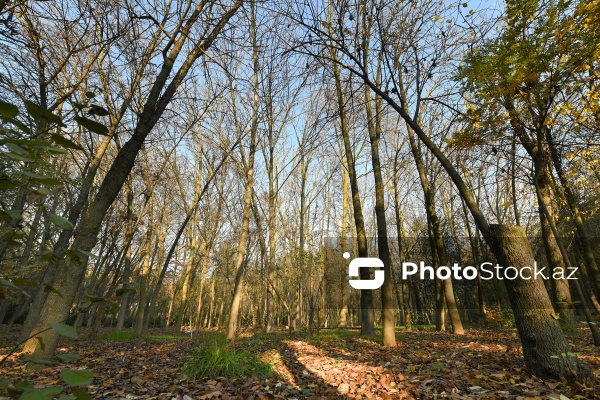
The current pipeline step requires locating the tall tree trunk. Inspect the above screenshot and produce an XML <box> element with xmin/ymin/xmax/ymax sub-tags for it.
<box><xmin>135</xmin><ymin>201</ymin><xmax>157</xmax><ymax>336</ymax></box>
<box><xmin>462</xmin><ymin>199</ymin><xmax>487</xmax><ymax>323</ymax></box>
<box><xmin>338</xmin><ymin>163</ymin><xmax>350</xmax><ymax>327</ymax></box>
<box><xmin>328</xmin><ymin>17</ymin><xmax>374</xmax><ymax>336</ymax></box>
<box><xmin>116</xmin><ymin>180</ymin><xmax>135</xmax><ymax>331</ymax></box>
<box><xmin>295</xmin><ymin>161</ymin><xmax>309</xmax><ymax>332</ymax></box>
<box><xmin>406</xmin><ymin>124</ymin><xmax>464</xmax><ymax>334</ymax></box>
<box><xmin>362</xmin><ymin>51</ymin><xmax>395</xmax><ymax>345</ymax></box>
<box><xmin>175</xmin><ymin>135</ymin><xmax>203</xmax><ymax>331</ymax></box>
<box><xmin>227</xmin><ymin>2</ymin><xmax>258</xmax><ymax>340</ymax></box>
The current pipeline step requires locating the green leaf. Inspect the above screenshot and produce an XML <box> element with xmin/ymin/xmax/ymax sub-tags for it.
<box><xmin>0</xmin><ymin>178</ymin><xmax>20</xmax><ymax>190</ymax></box>
<box><xmin>25</xmin><ymin>101</ymin><xmax>64</xmax><ymax>126</ymax></box>
<box><xmin>115</xmin><ymin>288</ymin><xmax>136</xmax><ymax>296</ymax></box>
<box><xmin>60</xmin><ymin>370</ymin><xmax>92</xmax><ymax>387</ymax></box>
<box><xmin>51</xmin><ymin>134</ymin><xmax>83</xmax><ymax>151</ymax></box>
<box><xmin>74</xmin><ymin>116</ymin><xmax>108</xmax><ymax>136</ymax></box>
<box><xmin>44</xmin><ymin>283</ymin><xmax>63</xmax><ymax>298</ymax></box>
<box><xmin>7</xmin><ymin>387</ymin><xmax>24</xmax><ymax>397</ymax></box>
<box><xmin>49</xmin><ymin>322</ymin><xmax>78</xmax><ymax>339</ymax></box>
<box><xmin>19</xmin><ymin>171</ymin><xmax>50</xmax><ymax>181</ymax></box>
<box><xmin>55</xmin><ymin>353</ymin><xmax>81</xmax><ymax>363</ymax></box>
<box><xmin>71</xmin><ymin>387</ymin><xmax>91</xmax><ymax>400</ymax></box>
<box><xmin>14</xmin><ymin>380</ymin><xmax>35</xmax><ymax>392</ymax></box>
<box><xmin>0</xmin><ymin>138</ymin><xmax>52</xmax><ymax>147</ymax></box>
<box><xmin>43</xmin><ymin>146</ymin><xmax>68</xmax><ymax>154</ymax></box>
<box><xmin>11</xmin><ymin>231</ymin><xmax>26</xmax><ymax>239</ymax></box>
<box><xmin>77</xmin><ymin>249</ymin><xmax>99</xmax><ymax>260</ymax></box>
<box><xmin>13</xmin><ymin>278</ymin><xmax>37</xmax><ymax>287</ymax></box>
<box><xmin>85</xmin><ymin>295</ymin><xmax>105</xmax><ymax>303</ymax></box>
<box><xmin>40</xmin><ymin>177</ymin><xmax>62</xmax><ymax>185</ymax></box>
<box><xmin>1</xmin><ymin>209</ymin><xmax>22</xmax><ymax>221</ymax></box>
<box><xmin>1</xmin><ymin>279</ymin><xmax>20</xmax><ymax>290</ymax></box>
<box><xmin>431</xmin><ymin>361</ymin><xmax>445</xmax><ymax>370</ymax></box>
<box><xmin>3</xmin><ymin>152</ymin><xmax>35</xmax><ymax>162</ymax></box>
<box><xmin>49</xmin><ymin>213</ymin><xmax>74</xmax><ymax>231</ymax></box>
<box><xmin>7</xmin><ymin>238</ymin><xmax>23</xmax><ymax>248</ymax></box>
<box><xmin>19</xmin><ymin>172</ymin><xmax>62</xmax><ymax>186</ymax></box>
<box><xmin>5</xmin><ymin>143</ymin><xmax>30</xmax><ymax>156</ymax></box>
<box><xmin>1</xmin><ymin>117</ymin><xmax>30</xmax><ymax>134</ymax></box>
<box><xmin>58</xmin><ymin>396</ymin><xmax>77</xmax><ymax>400</ymax></box>
<box><xmin>19</xmin><ymin>386</ymin><xmax>62</xmax><ymax>399</ymax></box>
<box><xmin>0</xmin><ymin>100</ymin><xmax>18</xmax><ymax>118</ymax></box>
<box><xmin>18</xmin><ymin>171</ymin><xmax>62</xmax><ymax>186</ymax></box>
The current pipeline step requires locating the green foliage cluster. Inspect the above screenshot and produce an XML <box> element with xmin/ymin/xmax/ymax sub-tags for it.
<box><xmin>185</xmin><ymin>337</ymin><xmax>272</xmax><ymax>379</ymax></box>
<box><xmin>0</xmin><ymin>94</ymin><xmax>110</xmax><ymax>301</ymax></box>
<box><xmin>0</xmin><ymin>323</ymin><xmax>92</xmax><ymax>399</ymax></box>
<box><xmin>454</xmin><ymin>0</ymin><xmax>600</xmax><ymax>146</ymax></box>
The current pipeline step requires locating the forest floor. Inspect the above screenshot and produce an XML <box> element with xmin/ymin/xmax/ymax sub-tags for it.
<box><xmin>1</xmin><ymin>325</ymin><xmax>599</xmax><ymax>399</ymax></box>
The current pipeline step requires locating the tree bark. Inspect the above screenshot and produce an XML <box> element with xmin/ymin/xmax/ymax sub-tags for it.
<box><xmin>489</xmin><ymin>224</ymin><xmax>592</xmax><ymax>380</ymax></box>
<box><xmin>328</xmin><ymin>21</ymin><xmax>374</xmax><ymax>336</ymax></box>
<box><xmin>227</xmin><ymin>2</ymin><xmax>258</xmax><ymax>340</ymax></box>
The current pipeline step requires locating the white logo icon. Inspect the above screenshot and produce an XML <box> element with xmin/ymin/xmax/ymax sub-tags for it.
<box><xmin>348</xmin><ymin>257</ymin><xmax>385</xmax><ymax>290</ymax></box>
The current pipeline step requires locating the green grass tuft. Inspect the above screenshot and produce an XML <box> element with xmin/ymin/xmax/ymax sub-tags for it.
<box><xmin>146</xmin><ymin>334</ymin><xmax>189</xmax><ymax>340</ymax></box>
<box><xmin>185</xmin><ymin>337</ymin><xmax>272</xmax><ymax>379</ymax></box>
<box><xmin>98</xmin><ymin>331</ymin><xmax>137</xmax><ymax>341</ymax></box>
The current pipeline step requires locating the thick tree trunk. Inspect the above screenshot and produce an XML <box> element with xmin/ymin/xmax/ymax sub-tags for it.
<box><xmin>488</xmin><ymin>225</ymin><xmax>591</xmax><ymax>381</ymax></box>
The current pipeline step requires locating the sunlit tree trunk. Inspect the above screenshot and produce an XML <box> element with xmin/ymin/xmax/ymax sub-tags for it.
<box><xmin>338</xmin><ymin>162</ymin><xmax>350</xmax><ymax>327</ymax></box>
<box><xmin>116</xmin><ymin>180</ymin><xmax>135</xmax><ymax>331</ymax></box>
<box><xmin>227</xmin><ymin>2</ymin><xmax>259</xmax><ymax>341</ymax></box>
<box><xmin>327</xmin><ymin>6</ymin><xmax>374</xmax><ymax>336</ymax></box>
<box><xmin>361</xmin><ymin>32</ymin><xmax>395</xmax><ymax>344</ymax></box>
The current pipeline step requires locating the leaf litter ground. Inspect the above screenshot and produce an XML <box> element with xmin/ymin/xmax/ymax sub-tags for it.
<box><xmin>1</xmin><ymin>326</ymin><xmax>599</xmax><ymax>399</ymax></box>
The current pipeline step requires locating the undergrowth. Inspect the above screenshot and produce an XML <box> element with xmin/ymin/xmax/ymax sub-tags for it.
<box><xmin>185</xmin><ymin>337</ymin><xmax>272</xmax><ymax>379</ymax></box>
<box><xmin>98</xmin><ymin>331</ymin><xmax>137</xmax><ymax>341</ymax></box>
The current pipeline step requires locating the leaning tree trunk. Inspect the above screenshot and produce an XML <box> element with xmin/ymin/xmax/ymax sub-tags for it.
<box><xmin>489</xmin><ymin>224</ymin><xmax>591</xmax><ymax>381</ymax></box>
<box><xmin>21</xmin><ymin>1</ymin><xmax>243</xmax><ymax>365</ymax></box>
<box><xmin>406</xmin><ymin>123</ymin><xmax>463</xmax><ymax>334</ymax></box>
<box><xmin>348</xmin><ymin>73</ymin><xmax>592</xmax><ymax>382</ymax></box>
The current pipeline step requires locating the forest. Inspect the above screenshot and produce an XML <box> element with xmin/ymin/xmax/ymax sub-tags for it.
<box><xmin>1</xmin><ymin>0</ymin><xmax>600</xmax><ymax>398</ymax></box>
